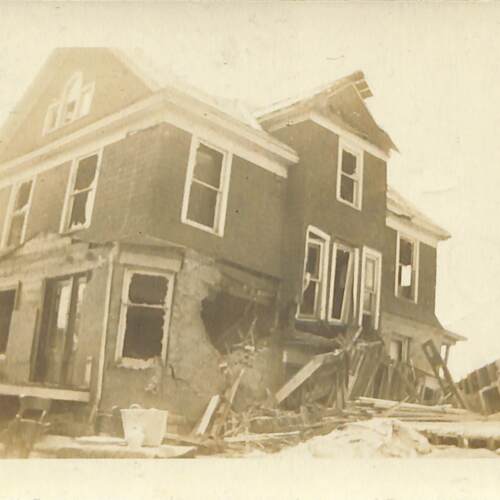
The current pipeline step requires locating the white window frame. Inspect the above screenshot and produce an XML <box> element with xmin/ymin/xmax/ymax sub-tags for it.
<box><xmin>394</xmin><ymin>232</ymin><xmax>420</xmax><ymax>303</ymax></box>
<box><xmin>42</xmin><ymin>72</ymin><xmax>96</xmax><ymax>136</ymax></box>
<box><xmin>327</xmin><ymin>242</ymin><xmax>359</xmax><ymax>324</ymax></box>
<box><xmin>60</xmin><ymin>149</ymin><xmax>102</xmax><ymax>233</ymax></box>
<box><xmin>358</xmin><ymin>246</ymin><xmax>382</xmax><ymax>329</ymax></box>
<box><xmin>296</xmin><ymin>225</ymin><xmax>331</xmax><ymax>321</ymax></box>
<box><xmin>181</xmin><ymin>136</ymin><xmax>232</xmax><ymax>237</ymax></box>
<box><xmin>115</xmin><ymin>268</ymin><xmax>175</xmax><ymax>367</ymax></box>
<box><xmin>1</xmin><ymin>176</ymin><xmax>36</xmax><ymax>249</ymax></box>
<box><xmin>336</xmin><ymin>138</ymin><xmax>364</xmax><ymax>210</ymax></box>
<box><xmin>389</xmin><ymin>335</ymin><xmax>411</xmax><ymax>362</ymax></box>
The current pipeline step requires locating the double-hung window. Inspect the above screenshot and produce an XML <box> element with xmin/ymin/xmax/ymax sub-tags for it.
<box><xmin>337</xmin><ymin>140</ymin><xmax>363</xmax><ymax>210</ymax></box>
<box><xmin>0</xmin><ymin>288</ymin><xmax>16</xmax><ymax>357</ymax></box>
<box><xmin>395</xmin><ymin>234</ymin><xmax>419</xmax><ymax>302</ymax></box>
<box><xmin>297</xmin><ymin>226</ymin><xmax>330</xmax><ymax>320</ymax></box>
<box><xmin>389</xmin><ymin>336</ymin><xmax>411</xmax><ymax>362</ymax></box>
<box><xmin>116</xmin><ymin>270</ymin><xmax>175</xmax><ymax>366</ymax></box>
<box><xmin>62</xmin><ymin>152</ymin><xmax>101</xmax><ymax>232</ymax></box>
<box><xmin>359</xmin><ymin>247</ymin><xmax>382</xmax><ymax>330</ymax></box>
<box><xmin>181</xmin><ymin>138</ymin><xmax>232</xmax><ymax>236</ymax></box>
<box><xmin>2</xmin><ymin>178</ymin><xmax>35</xmax><ymax>248</ymax></box>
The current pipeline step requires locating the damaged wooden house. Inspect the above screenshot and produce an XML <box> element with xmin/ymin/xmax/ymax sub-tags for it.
<box><xmin>0</xmin><ymin>48</ymin><xmax>464</xmax><ymax>430</ymax></box>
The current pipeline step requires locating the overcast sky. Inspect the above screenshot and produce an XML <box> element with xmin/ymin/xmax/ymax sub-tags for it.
<box><xmin>1</xmin><ymin>2</ymin><xmax>499</xmax><ymax>377</ymax></box>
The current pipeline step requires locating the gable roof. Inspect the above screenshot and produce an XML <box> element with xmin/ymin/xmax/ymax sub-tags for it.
<box><xmin>387</xmin><ymin>186</ymin><xmax>451</xmax><ymax>241</ymax></box>
<box><xmin>255</xmin><ymin>71</ymin><xmax>398</xmax><ymax>156</ymax></box>
<box><xmin>0</xmin><ymin>48</ymin><xmax>298</xmax><ymax>168</ymax></box>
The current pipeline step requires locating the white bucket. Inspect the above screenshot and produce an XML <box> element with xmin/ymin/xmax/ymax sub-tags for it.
<box><xmin>120</xmin><ymin>404</ymin><xmax>168</xmax><ymax>447</ymax></box>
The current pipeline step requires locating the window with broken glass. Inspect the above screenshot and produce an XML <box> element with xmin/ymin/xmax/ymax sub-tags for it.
<box><xmin>3</xmin><ymin>179</ymin><xmax>34</xmax><ymax>248</ymax></box>
<box><xmin>328</xmin><ymin>244</ymin><xmax>357</xmax><ymax>323</ymax></box>
<box><xmin>63</xmin><ymin>153</ymin><xmax>100</xmax><ymax>231</ymax></box>
<box><xmin>182</xmin><ymin>139</ymin><xmax>231</xmax><ymax>235</ymax></box>
<box><xmin>360</xmin><ymin>249</ymin><xmax>382</xmax><ymax>330</ymax></box>
<box><xmin>337</xmin><ymin>142</ymin><xmax>362</xmax><ymax>209</ymax></box>
<box><xmin>0</xmin><ymin>289</ymin><xmax>16</xmax><ymax>356</ymax></box>
<box><xmin>396</xmin><ymin>235</ymin><xmax>419</xmax><ymax>301</ymax></box>
<box><xmin>389</xmin><ymin>336</ymin><xmax>411</xmax><ymax>362</ymax></box>
<box><xmin>298</xmin><ymin>229</ymin><xmax>329</xmax><ymax>319</ymax></box>
<box><xmin>117</xmin><ymin>270</ymin><xmax>174</xmax><ymax>364</ymax></box>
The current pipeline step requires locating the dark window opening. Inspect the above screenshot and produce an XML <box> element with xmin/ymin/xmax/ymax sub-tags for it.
<box><xmin>339</xmin><ymin>149</ymin><xmax>360</xmax><ymax>207</ymax></box>
<box><xmin>66</xmin><ymin>154</ymin><xmax>99</xmax><ymax>230</ymax></box>
<box><xmin>330</xmin><ymin>247</ymin><xmax>354</xmax><ymax>322</ymax></box>
<box><xmin>121</xmin><ymin>273</ymin><xmax>170</xmax><ymax>360</ymax></box>
<box><xmin>299</xmin><ymin>238</ymin><xmax>325</xmax><ymax>318</ymax></box>
<box><xmin>0</xmin><ymin>290</ymin><xmax>16</xmax><ymax>355</ymax></box>
<box><xmin>397</xmin><ymin>237</ymin><xmax>416</xmax><ymax>300</ymax></box>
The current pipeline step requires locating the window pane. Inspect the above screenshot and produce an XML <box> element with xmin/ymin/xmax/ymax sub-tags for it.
<box><xmin>187</xmin><ymin>182</ymin><xmax>218</xmax><ymax>228</ymax></box>
<box><xmin>340</xmin><ymin>175</ymin><xmax>355</xmax><ymax>204</ymax></box>
<box><xmin>74</xmin><ymin>155</ymin><xmax>98</xmax><ymax>191</ymax></box>
<box><xmin>305</xmin><ymin>243</ymin><xmax>321</xmax><ymax>278</ymax></box>
<box><xmin>122</xmin><ymin>306</ymin><xmax>165</xmax><ymax>359</ymax></box>
<box><xmin>342</xmin><ymin>150</ymin><xmax>357</xmax><ymax>176</ymax></box>
<box><xmin>399</xmin><ymin>239</ymin><xmax>413</xmax><ymax>266</ymax></box>
<box><xmin>68</xmin><ymin>191</ymin><xmax>90</xmax><ymax>228</ymax></box>
<box><xmin>128</xmin><ymin>274</ymin><xmax>168</xmax><ymax>305</ymax></box>
<box><xmin>332</xmin><ymin>249</ymin><xmax>351</xmax><ymax>319</ymax></box>
<box><xmin>193</xmin><ymin>143</ymin><xmax>223</xmax><ymax>188</ymax></box>
<box><xmin>7</xmin><ymin>214</ymin><xmax>25</xmax><ymax>247</ymax></box>
<box><xmin>365</xmin><ymin>258</ymin><xmax>376</xmax><ymax>289</ymax></box>
<box><xmin>80</xmin><ymin>88</ymin><xmax>93</xmax><ymax>116</ymax></box>
<box><xmin>14</xmin><ymin>181</ymin><xmax>33</xmax><ymax>211</ymax></box>
<box><xmin>301</xmin><ymin>281</ymin><xmax>318</xmax><ymax>316</ymax></box>
<box><xmin>0</xmin><ymin>290</ymin><xmax>16</xmax><ymax>354</ymax></box>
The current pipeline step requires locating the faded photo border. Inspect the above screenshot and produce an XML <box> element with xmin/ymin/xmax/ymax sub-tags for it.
<box><xmin>1</xmin><ymin>1</ymin><xmax>500</xmax><ymax>499</ymax></box>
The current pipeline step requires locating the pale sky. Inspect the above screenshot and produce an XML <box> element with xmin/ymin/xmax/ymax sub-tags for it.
<box><xmin>1</xmin><ymin>2</ymin><xmax>499</xmax><ymax>378</ymax></box>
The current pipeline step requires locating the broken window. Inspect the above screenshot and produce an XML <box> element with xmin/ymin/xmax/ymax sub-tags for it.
<box><xmin>389</xmin><ymin>336</ymin><xmax>411</xmax><ymax>362</ymax></box>
<box><xmin>396</xmin><ymin>235</ymin><xmax>419</xmax><ymax>301</ymax></box>
<box><xmin>64</xmin><ymin>153</ymin><xmax>100</xmax><ymax>231</ymax></box>
<box><xmin>337</xmin><ymin>142</ymin><xmax>362</xmax><ymax>209</ymax></box>
<box><xmin>118</xmin><ymin>271</ymin><xmax>174</xmax><ymax>363</ymax></box>
<box><xmin>328</xmin><ymin>244</ymin><xmax>358</xmax><ymax>323</ymax></box>
<box><xmin>3</xmin><ymin>179</ymin><xmax>34</xmax><ymax>248</ymax></box>
<box><xmin>360</xmin><ymin>248</ymin><xmax>382</xmax><ymax>330</ymax></box>
<box><xmin>298</xmin><ymin>228</ymin><xmax>330</xmax><ymax>319</ymax></box>
<box><xmin>33</xmin><ymin>274</ymin><xmax>88</xmax><ymax>385</ymax></box>
<box><xmin>0</xmin><ymin>289</ymin><xmax>16</xmax><ymax>355</ymax></box>
<box><xmin>182</xmin><ymin>139</ymin><xmax>231</xmax><ymax>235</ymax></box>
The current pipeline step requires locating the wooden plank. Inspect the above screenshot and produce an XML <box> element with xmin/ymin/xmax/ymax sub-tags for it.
<box><xmin>275</xmin><ymin>351</ymin><xmax>339</xmax><ymax>404</ymax></box>
<box><xmin>0</xmin><ymin>382</ymin><xmax>90</xmax><ymax>402</ymax></box>
<box><xmin>224</xmin><ymin>431</ymin><xmax>301</xmax><ymax>443</ymax></box>
<box><xmin>194</xmin><ymin>395</ymin><xmax>220</xmax><ymax>436</ymax></box>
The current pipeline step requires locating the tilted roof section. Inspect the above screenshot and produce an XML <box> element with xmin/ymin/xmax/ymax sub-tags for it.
<box><xmin>387</xmin><ymin>186</ymin><xmax>451</xmax><ymax>241</ymax></box>
<box><xmin>255</xmin><ymin>71</ymin><xmax>398</xmax><ymax>156</ymax></box>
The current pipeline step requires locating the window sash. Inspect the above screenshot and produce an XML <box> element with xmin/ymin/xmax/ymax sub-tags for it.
<box><xmin>2</xmin><ymin>179</ymin><xmax>34</xmax><ymax>248</ymax></box>
<box><xmin>396</xmin><ymin>235</ymin><xmax>419</xmax><ymax>301</ymax></box>
<box><xmin>359</xmin><ymin>248</ymin><xmax>382</xmax><ymax>329</ymax></box>
<box><xmin>328</xmin><ymin>244</ymin><xmax>357</xmax><ymax>323</ymax></box>
<box><xmin>337</xmin><ymin>141</ymin><xmax>363</xmax><ymax>209</ymax></box>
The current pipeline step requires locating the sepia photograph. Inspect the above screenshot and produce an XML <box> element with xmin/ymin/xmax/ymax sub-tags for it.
<box><xmin>0</xmin><ymin>1</ymin><xmax>500</xmax><ymax>498</ymax></box>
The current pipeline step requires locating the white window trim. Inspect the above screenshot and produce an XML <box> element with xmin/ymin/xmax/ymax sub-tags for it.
<box><xmin>42</xmin><ymin>72</ymin><xmax>96</xmax><ymax>136</ymax></box>
<box><xmin>181</xmin><ymin>136</ymin><xmax>232</xmax><ymax>237</ymax></box>
<box><xmin>394</xmin><ymin>232</ymin><xmax>420</xmax><ymax>303</ymax></box>
<box><xmin>59</xmin><ymin>149</ymin><xmax>103</xmax><ymax>234</ymax></box>
<box><xmin>389</xmin><ymin>334</ymin><xmax>412</xmax><ymax>362</ymax></box>
<box><xmin>296</xmin><ymin>225</ymin><xmax>331</xmax><ymax>321</ymax></box>
<box><xmin>327</xmin><ymin>242</ymin><xmax>359</xmax><ymax>324</ymax></box>
<box><xmin>336</xmin><ymin>138</ymin><xmax>364</xmax><ymax>211</ymax></box>
<box><xmin>1</xmin><ymin>176</ymin><xmax>36</xmax><ymax>249</ymax></box>
<box><xmin>358</xmin><ymin>246</ymin><xmax>382</xmax><ymax>329</ymax></box>
<box><xmin>114</xmin><ymin>268</ymin><xmax>175</xmax><ymax>368</ymax></box>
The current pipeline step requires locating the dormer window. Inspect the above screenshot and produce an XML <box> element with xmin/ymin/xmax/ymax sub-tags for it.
<box><xmin>337</xmin><ymin>139</ymin><xmax>363</xmax><ymax>210</ymax></box>
<box><xmin>42</xmin><ymin>72</ymin><xmax>95</xmax><ymax>135</ymax></box>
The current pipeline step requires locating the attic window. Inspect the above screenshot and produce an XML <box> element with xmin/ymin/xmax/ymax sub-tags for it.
<box><xmin>116</xmin><ymin>270</ymin><xmax>175</xmax><ymax>365</ymax></box>
<box><xmin>337</xmin><ymin>140</ymin><xmax>363</xmax><ymax>210</ymax></box>
<box><xmin>396</xmin><ymin>234</ymin><xmax>419</xmax><ymax>302</ymax></box>
<box><xmin>62</xmin><ymin>152</ymin><xmax>100</xmax><ymax>232</ymax></box>
<box><xmin>181</xmin><ymin>138</ymin><xmax>232</xmax><ymax>236</ymax></box>
<box><xmin>2</xmin><ymin>179</ymin><xmax>34</xmax><ymax>248</ymax></box>
<box><xmin>42</xmin><ymin>73</ymin><xmax>95</xmax><ymax>135</ymax></box>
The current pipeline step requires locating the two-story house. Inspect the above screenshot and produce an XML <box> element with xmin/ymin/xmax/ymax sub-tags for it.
<box><xmin>0</xmin><ymin>48</ymin><xmax>463</xmax><ymax>427</ymax></box>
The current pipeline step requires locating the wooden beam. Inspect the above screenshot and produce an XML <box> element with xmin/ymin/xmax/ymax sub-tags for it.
<box><xmin>0</xmin><ymin>383</ymin><xmax>90</xmax><ymax>402</ymax></box>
